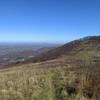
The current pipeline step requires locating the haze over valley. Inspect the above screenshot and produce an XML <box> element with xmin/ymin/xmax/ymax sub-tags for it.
<box><xmin>0</xmin><ymin>43</ymin><xmax>59</xmax><ymax>67</ymax></box>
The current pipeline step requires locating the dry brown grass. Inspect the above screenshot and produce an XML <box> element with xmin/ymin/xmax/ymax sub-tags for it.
<box><xmin>0</xmin><ymin>61</ymin><xmax>99</xmax><ymax>100</ymax></box>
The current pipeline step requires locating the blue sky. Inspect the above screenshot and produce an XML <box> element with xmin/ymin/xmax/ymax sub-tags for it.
<box><xmin>0</xmin><ymin>0</ymin><xmax>100</xmax><ymax>43</ymax></box>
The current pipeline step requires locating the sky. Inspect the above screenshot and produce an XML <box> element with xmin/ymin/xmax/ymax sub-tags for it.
<box><xmin>0</xmin><ymin>0</ymin><xmax>100</xmax><ymax>43</ymax></box>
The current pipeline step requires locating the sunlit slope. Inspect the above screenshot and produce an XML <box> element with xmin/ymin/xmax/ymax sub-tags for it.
<box><xmin>0</xmin><ymin>36</ymin><xmax>99</xmax><ymax>100</ymax></box>
<box><xmin>0</xmin><ymin>59</ymin><xmax>100</xmax><ymax>100</ymax></box>
<box><xmin>31</xmin><ymin>36</ymin><xmax>100</xmax><ymax>62</ymax></box>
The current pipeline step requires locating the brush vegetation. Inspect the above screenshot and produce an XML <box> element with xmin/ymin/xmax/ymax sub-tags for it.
<box><xmin>0</xmin><ymin>61</ymin><xmax>99</xmax><ymax>100</ymax></box>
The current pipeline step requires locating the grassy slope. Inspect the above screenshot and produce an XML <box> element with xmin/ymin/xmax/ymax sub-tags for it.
<box><xmin>0</xmin><ymin>36</ymin><xmax>99</xmax><ymax>100</ymax></box>
<box><xmin>0</xmin><ymin>59</ymin><xmax>99</xmax><ymax>100</ymax></box>
<box><xmin>29</xmin><ymin>36</ymin><xmax>100</xmax><ymax>63</ymax></box>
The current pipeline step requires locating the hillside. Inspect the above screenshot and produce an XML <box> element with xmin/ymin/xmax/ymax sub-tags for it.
<box><xmin>0</xmin><ymin>36</ymin><xmax>99</xmax><ymax>100</ymax></box>
<box><xmin>29</xmin><ymin>36</ymin><xmax>100</xmax><ymax>63</ymax></box>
